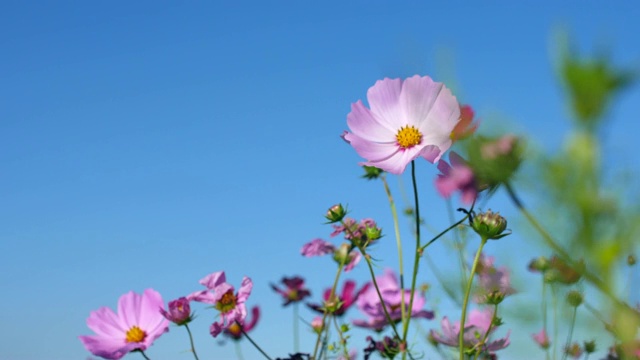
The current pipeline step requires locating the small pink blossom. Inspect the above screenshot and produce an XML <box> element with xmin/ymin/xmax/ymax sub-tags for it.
<box><xmin>532</xmin><ymin>329</ymin><xmax>550</xmax><ymax>349</ymax></box>
<box><xmin>430</xmin><ymin>308</ymin><xmax>510</xmax><ymax>354</ymax></box>
<box><xmin>451</xmin><ymin>105</ymin><xmax>479</xmax><ymax>142</ymax></box>
<box><xmin>160</xmin><ymin>297</ymin><xmax>191</xmax><ymax>325</ymax></box>
<box><xmin>307</xmin><ymin>280</ymin><xmax>370</xmax><ymax>317</ymax></box>
<box><xmin>435</xmin><ymin>151</ymin><xmax>477</xmax><ymax>204</ymax></box>
<box><xmin>271</xmin><ymin>276</ymin><xmax>312</xmax><ymax>306</ymax></box>
<box><xmin>223</xmin><ymin>306</ymin><xmax>260</xmax><ymax>341</ymax></box>
<box><xmin>343</xmin><ymin>75</ymin><xmax>461</xmax><ymax>174</ymax></box>
<box><xmin>187</xmin><ymin>271</ymin><xmax>253</xmax><ymax>337</ymax></box>
<box><xmin>301</xmin><ymin>238</ymin><xmax>336</xmax><ymax>257</ymax></box>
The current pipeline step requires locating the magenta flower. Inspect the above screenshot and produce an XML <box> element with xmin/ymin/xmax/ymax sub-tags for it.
<box><xmin>160</xmin><ymin>297</ymin><xmax>191</xmax><ymax>325</ymax></box>
<box><xmin>342</xmin><ymin>75</ymin><xmax>461</xmax><ymax>174</ymax></box>
<box><xmin>307</xmin><ymin>280</ymin><xmax>370</xmax><ymax>317</ymax></box>
<box><xmin>271</xmin><ymin>276</ymin><xmax>312</xmax><ymax>306</ymax></box>
<box><xmin>435</xmin><ymin>151</ymin><xmax>478</xmax><ymax>204</ymax></box>
<box><xmin>223</xmin><ymin>306</ymin><xmax>260</xmax><ymax>341</ymax></box>
<box><xmin>353</xmin><ymin>269</ymin><xmax>434</xmax><ymax>331</ymax></box>
<box><xmin>430</xmin><ymin>308</ymin><xmax>510</xmax><ymax>354</ymax></box>
<box><xmin>532</xmin><ymin>329</ymin><xmax>550</xmax><ymax>349</ymax></box>
<box><xmin>187</xmin><ymin>271</ymin><xmax>253</xmax><ymax>337</ymax></box>
<box><xmin>79</xmin><ymin>289</ymin><xmax>169</xmax><ymax>360</ymax></box>
<box><xmin>451</xmin><ymin>105</ymin><xmax>479</xmax><ymax>142</ymax></box>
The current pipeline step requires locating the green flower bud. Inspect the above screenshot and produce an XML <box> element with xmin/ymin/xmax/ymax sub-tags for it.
<box><xmin>326</xmin><ymin>204</ymin><xmax>347</xmax><ymax>223</ymax></box>
<box><xmin>333</xmin><ymin>243</ymin><xmax>351</xmax><ymax>266</ymax></box>
<box><xmin>567</xmin><ymin>290</ymin><xmax>584</xmax><ymax>307</ymax></box>
<box><xmin>472</xmin><ymin>210</ymin><xmax>509</xmax><ymax>240</ymax></box>
<box><xmin>628</xmin><ymin>254</ymin><xmax>636</xmax><ymax>266</ymax></box>
<box><xmin>528</xmin><ymin>256</ymin><xmax>550</xmax><ymax>272</ymax></box>
<box><xmin>362</xmin><ymin>165</ymin><xmax>384</xmax><ymax>180</ymax></box>
<box><xmin>583</xmin><ymin>340</ymin><xmax>596</xmax><ymax>354</ymax></box>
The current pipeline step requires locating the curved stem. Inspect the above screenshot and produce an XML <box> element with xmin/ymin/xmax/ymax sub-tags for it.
<box><xmin>401</xmin><ymin>161</ymin><xmax>422</xmax><ymax>350</ymax></box>
<box><xmin>459</xmin><ymin>237</ymin><xmax>488</xmax><ymax>360</ymax></box>
<box><xmin>241</xmin><ymin>325</ymin><xmax>272</xmax><ymax>360</ymax></box>
<box><xmin>381</xmin><ymin>174</ymin><xmax>407</xmax><ymax>335</ymax></box>
<box><xmin>136</xmin><ymin>350</ymin><xmax>151</xmax><ymax>360</ymax></box>
<box><xmin>332</xmin><ymin>316</ymin><xmax>350</xmax><ymax>359</ymax></box>
<box><xmin>420</xmin><ymin>214</ymin><xmax>469</xmax><ymax>252</ymax></box>
<box><xmin>184</xmin><ymin>324</ymin><xmax>201</xmax><ymax>360</ymax></box>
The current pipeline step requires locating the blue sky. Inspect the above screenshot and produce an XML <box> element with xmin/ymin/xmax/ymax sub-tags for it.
<box><xmin>1</xmin><ymin>2</ymin><xmax>639</xmax><ymax>360</ymax></box>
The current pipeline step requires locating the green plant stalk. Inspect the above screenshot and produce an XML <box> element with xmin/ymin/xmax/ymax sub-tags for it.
<box><xmin>135</xmin><ymin>350</ymin><xmax>151</xmax><ymax>360</ymax></box>
<box><xmin>235</xmin><ymin>341</ymin><xmax>245</xmax><ymax>360</ymax></box>
<box><xmin>473</xmin><ymin>304</ymin><xmax>499</xmax><ymax>360</ymax></box>
<box><xmin>542</xmin><ymin>280</ymin><xmax>550</xmax><ymax>360</ymax></box>
<box><xmin>293</xmin><ymin>302</ymin><xmax>299</xmax><ymax>352</ymax></box>
<box><xmin>420</xmin><ymin>215</ymin><xmax>470</xmax><ymax>252</ymax></box>
<box><xmin>504</xmin><ymin>183</ymin><xmax>622</xmax><ymax>306</ymax></box>
<box><xmin>332</xmin><ymin>315</ymin><xmax>350</xmax><ymax>359</ymax></box>
<box><xmin>241</xmin><ymin>325</ymin><xmax>273</xmax><ymax>360</ymax></box>
<box><xmin>311</xmin><ymin>262</ymin><xmax>345</xmax><ymax>360</ymax></box>
<box><xmin>448</xmin><ymin>198</ymin><xmax>469</xmax><ymax>296</ymax></box>
<box><xmin>552</xmin><ymin>285</ymin><xmax>558</xmax><ymax>360</ymax></box>
<box><xmin>401</xmin><ymin>161</ymin><xmax>423</xmax><ymax>356</ymax></box>
<box><xmin>561</xmin><ymin>306</ymin><xmax>578</xmax><ymax>360</ymax></box>
<box><xmin>184</xmin><ymin>324</ymin><xmax>201</xmax><ymax>360</ymax></box>
<box><xmin>459</xmin><ymin>236</ymin><xmax>488</xmax><ymax>360</ymax></box>
<box><xmin>381</xmin><ymin>174</ymin><xmax>408</xmax><ymax>335</ymax></box>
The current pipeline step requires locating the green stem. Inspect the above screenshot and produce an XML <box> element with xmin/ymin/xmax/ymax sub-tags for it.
<box><xmin>459</xmin><ymin>236</ymin><xmax>488</xmax><ymax>360</ymax></box>
<box><xmin>184</xmin><ymin>324</ymin><xmax>200</xmax><ymax>360</ymax></box>
<box><xmin>332</xmin><ymin>316</ymin><xmax>350</xmax><ymax>359</ymax></box>
<box><xmin>136</xmin><ymin>350</ymin><xmax>151</xmax><ymax>360</ymax></box>
<box><xmin>311</xmin><ymin>263</ymin><xmax>345</xmax><ymax>360</ymax></box>
<box><xmin>552</xmin><ymin>285</ymin><xmax>558</xmax><ymax>360</ymax></box>
<box><xmin>473</xmin><ymin>304</ymin><xmax>499</xmax><ymax>360</ymax></box>
<box><xmin>420</xmin><ymin>214</ymin><xmax>470</xmax><ymax>252</ymax></box>
<box><xmin>240</xmin><ymin>325</ymin><xmax>272</xmax><ymax>360</ymax></box>
<box><xmin>235</xmin><ymin>341</ymin><xmax>245</xmax><ymax>360</ymax></box>
<box><xmin>381</xmin><ymin>174</ymin><xmax>408</xmax><ymax>336</ymax></box>
<box><xmin>447</xmin><ymin>198</ymin><xmax>469</xmax><ymax>296</ymax></box>
<box><xmin>542</xmin><ymin>280</ymin><xmax>550</xmax><ymax>360</ymax></box>
<box><xmin>293</xmin><ymin>302</ymin><xmax>299</xmax><ymax>352</ymax></box>
<box><xmin>401</xmin><ymin>161</ymin><xmax>422</xmax><ymax>352</ymax></box>
<box><xmin>561</xmin><ymin>306</ymin><xmax>578</xmax><ymax>360</ymax></box>
<box><xmin>504</xmin><ymin>183</ymin><xmax>621</xmax><ymax>306</ymax></box>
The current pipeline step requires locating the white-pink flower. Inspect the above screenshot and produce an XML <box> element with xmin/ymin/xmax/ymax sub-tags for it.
<box><xmin>343</xmin><ymin>75</ymin><xmax>461</xmax><ymax>174</ymax></box>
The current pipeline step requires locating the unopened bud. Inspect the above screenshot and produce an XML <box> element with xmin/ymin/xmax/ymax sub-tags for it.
<box><xmin>528</xmin><ymin>257</ymin><xmax>550</xmax><ymax>272</ymax></box>
<box><xmin>567</xmin><ymin>290</ymin><xmax>584</xmax><ymax>307</ymax></box>
<box><xmin>472</xmin><ymin>210</ymin><xmax>509</xmax><ymax>240</ymax></box>
<box><xmin>326</xmin><ymin>204</ymin><xmax>347</xmax><ymax>223</ymax></box>
<box><xmin>333</xmin><ymin>243</ymin><xmax>351</xmax><ymax>266</ymax></box>
<box><xmin>584</xmin><ymin>340</ymin><xmax>596</xmax><ymax>354</ymax></box>
<box><xmin>311</xmin><ymin>316</ymin><xmax>324</xmax><ymax>334</ymax></box>
<box><xmin>628</xmin><ymin>255</ymin><xmax>636</xmax><ymax>266</ymax></box>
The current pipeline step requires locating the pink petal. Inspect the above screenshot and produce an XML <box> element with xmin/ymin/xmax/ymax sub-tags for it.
<box><xmin>199</xmin><ymin>271</ymin><xmax>226</xmax><ymax>289</ymax></box>
<box><xmin>366</xmin><ymin>78</ymin><xmax>405</xmax><ymax>129</ymax></box>
<box><xmin>86</xmin><ymin>307</ymin><xmax>127</xmax><ymax>338</ymax></box>
<box><xmin>399</xmin><ymin>75</ymin><xmax>446</xmax><ymax>127</ymax></box>
<box><xmin>237</xmin><ymin>276</ymin><xmax>253</xmax><ymax>303</ymax></box>
<box><xmin>79</xmin><ymin>335</ymin><xmax>138</xmax><ymax>360</ymax></box>
<box><xmin>117</xmin><ymin>291</ymin><xmax>142</xmax><ymax>329</ymax></box>
<box><xmin>347</xmin><ymin>100</ymin><xmax>395</xmax><ymax>141</ymax></box>
<box><xmin>343</xmin><ymin>132</ymin><xmax>399</xmax><ymax>163</ymax></box>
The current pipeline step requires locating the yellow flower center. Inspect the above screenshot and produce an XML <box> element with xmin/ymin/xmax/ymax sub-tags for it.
<box><xmin>227</xmin><ymin>322</ymin><xmax>242</xmax><ymax>336</ymax></box>
<box><xmin>396</xmin><ymin>126</ymin><xmax>422</xmax><ymax>149</ymax></box>
<box><xmin>215</xmin><ymin>290</ymin><xmax>237</xmax><ymax>313</ymax></box>
<box><xmin>125</xmin><ymin>326</ymin><xmax>147</xmax><ymax>343</ymax></box>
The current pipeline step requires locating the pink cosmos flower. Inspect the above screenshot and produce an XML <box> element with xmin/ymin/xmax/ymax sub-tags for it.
<box><xmin>271</xmin><ymin>276</ymin><xmax>312</xmax><ymax>306</ymax></box>
<box><xmin>532</xmin><ymin>329</ymin><xmax>550</xmax><ymax>349</ymax></box>
<box><xmin>223</xmin><ymin>306</ymin><xmax>260</xmax><ymax>341</ymax></box>
<box><xmin>430</xmin><ymin>308</ymin><xmax>510</xmax><ymax>354</ymax></box>
<box><xmin>187</xmin><ymin>271</ymin><xmax>253</xmax><ymax>337</ymax></box>
<box><xmin>160</xmin><ymin>297</ymin><xmax>191</xmax><ymax>325</ymax></box>
<box><xmin>79</xmin><ymin>289</ymin><xmax>169</xmax><ymax>360</ymax></box>
<box><xmin>451</xmin><ymin>105</ymin><xmax>479</xmax><ymax>142</ymax></box>
<box><xmin>300</xmin><ymin>239</ymin><xmax>361</xmax><ymax>272</ymax></box>
<box><xmin>353</xmin><ymin>269</ymin><xmax>434</xmax><ymax>331</ymax></box>
<box><xmin>307</xmin><ymin>280</ymin><xmax>370</xmax><ymax>317</ymax></box>
<box><xmin>475</xmin><ymin>254</ymin><xmax>516</xmax><ymax>303</ymax></box>
<box><xmin>342</xmin><ymin>75</ymin><xmax>461</xmax><ymax>174</ymax></box>
<box><xmin>435</xmin><ymin>151</ymin><xmax>477</xmax><ymax>204</ymax></box>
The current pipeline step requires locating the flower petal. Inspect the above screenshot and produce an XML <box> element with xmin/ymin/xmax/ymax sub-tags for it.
<box><xmin>79</xmin><ymin>335</ymin><xmax>139</xmax><ymax>360</ymax></box>
<box><xmin>347</xmin><ymin>100</ymin><xmax>395</xmax><ymax>141</ymax></box>
<box><xmin>117</xmin><ymin>291</ymin><xmax>142</xmax><ymax>329</ymax></box>
<box><xmin>199</xmin><ymin>271</ymin><xmax>226</xmax><ymax>290</ymax></box>
<box><xmin>343</xmin><ymin>132</ymin><xmax>399</xmax><ymax>163</ymax></box>
<box><xmin>86</xmin><ymin>306</ymin><xmax>127</xmax><ymax>338</ymax></box>
<box><xmin>366</xmin><ymin>78</ymin><xmax>405</xmax><ymax>129</ymax></box>
<box><xmin>237</xmin><ymin>276</ymin><xmax>253</xmax><ymax>303</ymax></box>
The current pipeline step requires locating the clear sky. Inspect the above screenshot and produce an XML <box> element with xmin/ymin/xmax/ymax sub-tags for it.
<box><xmin>1</xmin><ymin>2</ymin><xmax>639</xmax><ymax>360</ymax></box>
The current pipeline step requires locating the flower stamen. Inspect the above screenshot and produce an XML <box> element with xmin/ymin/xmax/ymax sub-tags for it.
<box><xmin>396</xmin><ymin>126</ymin><xmax>422</xmax><ymax>149</ymax></box>
<box><xmin>215</xmin><ymin>290</ymin><xmax>238</xmax><ymax>313</ymax></box>
<box><xmin>125</xmin><ymin>326</ymin><xmax>147</xmax><ymax>343</ymax></box>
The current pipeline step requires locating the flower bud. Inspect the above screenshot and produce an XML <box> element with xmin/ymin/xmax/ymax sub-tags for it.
<box><xmin>472</xmin><ymin>210</ymin><xmax>509</xmax><ymax>240</ymax></box>
<box><xmin>160</xmin><ymin>297</ymin><xmax>192</xmax><ymax>325</ymax></box>
<box><xmin>528</xmin><ymin>257</ymin><xmax>550</xmax><ymax>272</ymax></box>
<box><xmin>311</xmin><ymin>316</ymin><xmax>324</xmax><ymax>334</ymax></box>
<box><xmin>567</xmin><ymin>290</ymin><xmax>584</xmax><ymax>307</ymax></box>
<box><xmin>583</xmin><ymin>340</ymin><xmax>596</xmax><ymax>354</ymax></box>
<box><xmin>326</xmin><ymin>204</ymin><xmax>347</xmax><ymax>223</ymax></box>
<box><xmin>362</xmin><ymin>165</ymin><xmax>384</xmax><ymax>180</ymax></box>
<box><xmin>628</xmin><ymin>254</ymin><xmax>636</xmax><ymax>266</ymax></box>
<box><xmin>333</xmin><ymin>243</ymin><xmax>351</xmax><ymax>266</ymax></box>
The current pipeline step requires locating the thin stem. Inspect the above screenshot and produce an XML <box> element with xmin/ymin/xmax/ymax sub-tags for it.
<box><xmin>235</xmin><ymin>341</ymin><xmax>245</xmax><ymax>360</ymax></box>
<box><xmin>184</xmin><ymin>324</ymin><xmax>201</xmax><ymax>360</ymax></box>
<box><xmin>505</xmin><ymin>183</ymin><xmax>621</xmax><ymax>306</ymax></box>
<box><xmin>473</xmin><ymin>304</ymin><xmax>499</xmax><ymax>360</ymax></box>
<box><xmin>552</xmin><ymin>285</ymin><xmax>558</xmax><ymax>360</ymax></box>
<box><xmin>420</xmin><ymin>214</ymin><xmax>469</xmax><ymax>252</ymax></box>
<box><xmin>459</xmin><ymin>237</ymin><xmax>488</xmax><ymax>360</ymax></box>
<box><xmin>136</xmin><ymin>350</ymin><xmax>151</xmax><ymax>360</ymax></box>
<box><xmin>381</xmin><ymin>174</ymin><xmax>407</xmax><ymax>335</ymax></box>
<box><xmin>542</xmin><ymin>280</ymin><xmax>550</xmax><ymax>360</ymax></box>
<box><xmin>401</xmin><ymin>161</ymin><xmax>422</xmax><ymax>350</ymax></box>
<box><xmin>332</xmin><ymin>316</ymin><xmax>350</xmax><ymax>359</ymax></box>
<box><xmin>561</xmin><ymin>306</ymin><xmax>578</xmax><ymax>360</ymax></box>
<box><xmin>241</xmin><ymin>325</ymin><xmax>272</xmax><ymax>360</ymax></box>
<box><xmin>293</xmin><ymin>302</ymin><xmax>299</xmax><ymax>352</ymax></box>
<box><xmin>447</xmin><ymin>198</ymin><xmax>469</xmax><ymax>295</ymax></box>
<box><xmin>311</xmin><ymin>263</ymin><xmax>345</xmax><ymax>360</ymax></box>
